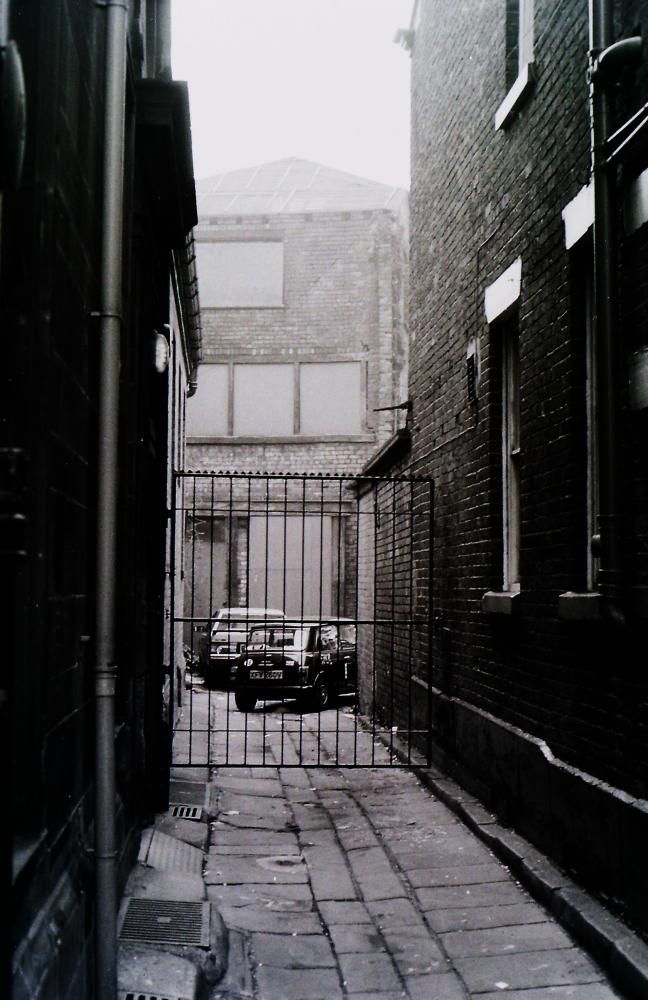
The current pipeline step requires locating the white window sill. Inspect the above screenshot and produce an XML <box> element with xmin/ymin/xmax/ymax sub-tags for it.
<box><xmin>495</xmin><ymin>62</ymin><xmax>536</xmax><ymax>130</ymax></box>
<box><xmin>558</xmin><ymin>591</ymin><xmax>602</xmax><ymax>621</ymax></box>
<box><xmin>481</xmin><ymin>590</ymin><xmax>520</xmax><ymax>615</ymax></box>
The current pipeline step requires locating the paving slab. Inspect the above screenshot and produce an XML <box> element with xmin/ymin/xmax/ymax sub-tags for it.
<box><xmin>415</xmin><ymin>880</ymin><xmax>528</xmax><ymax>910</ymax></box>
<box><xmin>404</xmin><ymin>971</ymin><xmax>468</xmax><ymax>1000</ymax></box>
<box><xmin>210</xmin><ymin>827</ymin><xmax>298</xmax><ymax>848</ymax></box>
<box><xmin>338</xmin><ymin>952</ymin><xmax>403</xmax><ymax>994</ymax></box>
<box><xmin>206</xmin><ymin>882</ymin><xmax>312</xmax><ymax>907</ymax></box>
<box><xmin>477</xmin><ymin>986</ymin><xmax>622</xmax><ymax>1000</ymax></box>
<box><xmin>440</xmin><ymin>919</ymin><xmax>574</xmax><ymax>958</ymax></box>
<box><xmin>118</xmin><ymin>943</ymin><xmax>201</xmax><ymax>999</ymax></box>
<box><xmin>381</xmin><ymin>929</ymin><xmax>446</xmax><ymax>974</ymax></box>
<box><xmin>204</xmin><ymin>853</ymin><xmax>307</xmax><ymax>885</ymax></box>
<box><xmin>425</xmin><ymin>900</ymin><xmax>550</xmax><ymax>933</ymax></box>
<box><xmin>318</xmin><ymin>900</ymin><xmax>373</xmax><ymax>925</ymax></box>
<box><xmin>328</xmin><ymin>924</ymin><xmax>386</xmax><ymax>954</ymax></box>
<box><xmin>366</xmin><ymin>897</ymin><xmax>422</xmax><ymax>929</ymax></box>
<box><xmin>407</xmin><ymin>861</ymin><xmax>510</xmax><ymax>888</ymax></box>
<box><xmin>152</xmin><ymin>813</ymin><xmax>210</xmax><ymax>850</ymax></box>
<box><xmin>218</xmin><ymin>904</ymin><xmax>321</xmax><ymax>935</ymax></box>
<box><xmin>309</xmin><ymin>862</ymin><xmax>357</xmax><ymax>901</ymax></box>
<box><xmin>454</xmin><ymin>947</ymin><xmax>605</xmax><ymax>993</ymax></box>
<box><xmin>251</xmin><ymin>931</ymin><xmax>336</xmax><ymax>968</ymax></box>
<box><xmin>255</xmin><ymin>964</ymin><xmax>342</xmax><ymax>999</ymax></box>
<box><xmin>124</xmin><ymin>863</ymin><xmax>206</xmax><ymax>902</ymax></box>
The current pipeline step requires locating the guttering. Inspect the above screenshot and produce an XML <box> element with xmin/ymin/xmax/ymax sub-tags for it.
<box><xmin>177</xmin><ymin>231</ymin><xmax>202</xmax><ymax>393</ymax></box>
<box><xmin>94</xmin><ymin>2</ymin><xmax>129</xmax><ymax>999</ymax></box>
<box><xmin>588</xmin><ymin>0</ymin><xmax>625</xmax><ymax>623</ymax></box>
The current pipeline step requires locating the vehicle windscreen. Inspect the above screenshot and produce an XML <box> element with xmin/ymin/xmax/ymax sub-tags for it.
<box><xmin>247</xmin><ymin>626</ymin><xmax>312</xmax><ymax>651</ymax></box>
<box><xmin>339</xmin><ymin>624</ymin><xmax>357</xmax><ymax>645</ymax></box>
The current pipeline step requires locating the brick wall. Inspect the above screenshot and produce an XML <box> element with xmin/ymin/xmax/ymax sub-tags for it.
<box><xmin>373</xmin><ymin>0</ymin><xmax>648</xmax><ymax>933</ymax></box>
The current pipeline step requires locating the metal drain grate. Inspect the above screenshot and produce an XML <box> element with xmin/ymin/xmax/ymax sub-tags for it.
<box><xmin>120</xmin><ymin>994</ymin><xmax>191</xmax><ymax>1000</ymax></box>
<box><xmin>118</xmin><ymin>898</ymin><xmax>210</xmax><ymax>947</ymax></box>
<box><xmin>169</xmin><ymin>804</ymin><xmax>202</xmax><ymax>820</ymax></box>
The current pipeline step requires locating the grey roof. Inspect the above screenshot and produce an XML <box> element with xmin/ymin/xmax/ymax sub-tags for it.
<box><xmin>196</xmin><ymin>158</ymin><xmax>407</xmax><ymax>217</ymax></box>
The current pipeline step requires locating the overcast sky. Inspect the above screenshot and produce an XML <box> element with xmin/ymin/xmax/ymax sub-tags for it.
<box><xmin>171</xmin><ymin>0</ymin><xmax>413</xmax><ymax>189</ymax></box>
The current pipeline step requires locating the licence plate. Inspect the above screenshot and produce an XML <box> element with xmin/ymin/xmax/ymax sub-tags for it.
<box><xmin>250</xmin><ymin>669</ymin><xmax>283</xmax><ymax>680</ymax></box>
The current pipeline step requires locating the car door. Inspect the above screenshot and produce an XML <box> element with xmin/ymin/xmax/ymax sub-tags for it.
<box><xmin>319</xmin><ymin>624</ymin><xmax>342</xmax><ymax>690</ymax></box>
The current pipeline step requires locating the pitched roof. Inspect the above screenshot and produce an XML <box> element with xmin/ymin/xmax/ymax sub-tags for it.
<box><xmin>196</xmin><ymin>157</ymin><xmax>407</xmax><ymax>217</ymax></box>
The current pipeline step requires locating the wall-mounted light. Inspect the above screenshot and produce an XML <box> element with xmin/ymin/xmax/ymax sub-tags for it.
<box><xmin>153</xmin><ymin>330</ymin><xmax>170</xmax><ymax>373</ymax></box>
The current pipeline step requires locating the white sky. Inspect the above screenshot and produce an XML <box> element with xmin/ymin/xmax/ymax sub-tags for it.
<box><xmin>171</xmin><ymin>0</ymin><xmax>413</xmax><ymax>189</ymax></box>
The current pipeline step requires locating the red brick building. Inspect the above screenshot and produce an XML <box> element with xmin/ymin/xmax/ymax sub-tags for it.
<box><xmin>185</xmin><ymin>159</ymin><xmax>409</xmax><ymax>620</ymax></box>
<box><xmin>369</xmin><ymin>0</ymin><xmax>648</xmax><ymax>935</ymax></box>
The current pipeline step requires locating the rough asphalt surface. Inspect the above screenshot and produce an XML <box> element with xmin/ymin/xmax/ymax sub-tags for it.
<box><xmin>196</xmin><ymin>689</ymin><xmax>624</xmax><ymax>1000</ymax></box>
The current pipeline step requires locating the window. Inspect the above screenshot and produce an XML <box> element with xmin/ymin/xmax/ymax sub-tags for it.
<box><xmin>502</xmin><ymin>315</ymin><xmax>521</xmax><ymax>592</ymax></box>
<box><xmin>506</xmin><ymin>0</ymin><xmax>534</xmax><ymax>89</ymax></box>
<box><xmin>300</xmin><ymin>362</ymin><xmax>362</xmax><ymax>435</ymax></box>
<box><xmin>186</xmin><ymin>364</ymin><xmax>228</xmax><ymax>436</ymax></box>
<box><xmin>233</xmin><ymin>364</ymin><xmax>294</xmax><ymax>436</ymax></box>
<box><xmin>196</xmin><ymin>241</ymin><xmax>284</xmax><ymax>308</ymax></box>
<box><xmin>495</xmin><ymin>0</ymin><xmax>535</xmax><ymax>129</ymax></box>
<box><xmin>188</xmin><ymin>360</ymin><xmax>365</xmax><ymax>439</ymax></box>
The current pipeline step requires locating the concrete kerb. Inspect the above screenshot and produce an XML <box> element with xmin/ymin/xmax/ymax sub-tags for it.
<box><xmin>376</xmin><ymin>727</ymin><xmax>648</xmax><ymax>1000</ymax></box>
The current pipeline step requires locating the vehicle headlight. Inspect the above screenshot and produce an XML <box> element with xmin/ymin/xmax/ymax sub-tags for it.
<box><xmin>244</xmin><ymin>658</ymin><xmax>253</xmax><ymax>667</ymax></box>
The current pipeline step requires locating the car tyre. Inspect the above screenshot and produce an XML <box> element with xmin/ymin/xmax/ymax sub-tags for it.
<box><xmin>311</xmin><ymin>677</ymin><xmax>331</xmax><ymax>712</ymax></box>
<box><xmin>235</xmin><ymin>690</ymin><xmax>257</xmax><ymax>713</ymax></box>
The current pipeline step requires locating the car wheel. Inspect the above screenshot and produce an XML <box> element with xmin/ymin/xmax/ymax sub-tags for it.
<box><xmin>234</xmin><ymin>690</ymin><xmax>257</xmax><ymax>713</ymax></box>
<box><xmin>311</xmin><ymin>677</ymin><xmax>331</xmax><ymax>712</ymax></box>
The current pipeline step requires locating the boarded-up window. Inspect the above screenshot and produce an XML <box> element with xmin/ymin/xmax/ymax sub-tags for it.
<box><xmin>186</xmin><ymin>364</ymin><xmax>228</xmax><ymax>436</ymax></box>
<box><xmin>233</xmin><ymin>364</ymin><xmax>294</xmax><ymax>436</ymax></box>
<box><xmin>299</xmin><ymin>362</ymin><xmax>362</xmax><ymax>434</ymax></box>
<box><xmin>196</xmin><ymin>241</ymin><xmax>284</xmax><ymax>308</ymax></box>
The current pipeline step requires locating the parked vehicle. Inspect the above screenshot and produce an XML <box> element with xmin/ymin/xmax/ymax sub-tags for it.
<box><xmin>233</xmin><ymin>618</ymin><xmax>357</xmax><ymax>712</ymax></box>
<box><xmin>203</xmin><ymin>607</ymin><xmax>286</xmax><ymax>688</ymax></box>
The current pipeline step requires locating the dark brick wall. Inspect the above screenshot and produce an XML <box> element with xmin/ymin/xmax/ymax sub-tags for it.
<box><xmin>4</xmin><ymin>3</ymin><xmax>185</xmax><ymax>996</ymax></box>
<box><xmin>373</xmin><ymin>0</ymin><xmax>648</xmax><ymax>933</ymax></box>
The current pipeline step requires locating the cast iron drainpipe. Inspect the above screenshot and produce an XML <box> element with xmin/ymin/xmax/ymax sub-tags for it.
<box><xmin>94</xmin><ymin>2</ymin><xmax>129</xmax><ymax>999</ymax></box>
<box><xmin>589</xmin><ymin>0</ymin><xmax>626</xmax><ymax>624</ymax></box>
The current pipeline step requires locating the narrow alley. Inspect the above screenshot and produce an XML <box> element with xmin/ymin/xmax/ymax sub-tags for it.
<box><xmin>118</xmin><ymin>686</ymin><xmax>625</xmax><ymax>1000</ymax></box>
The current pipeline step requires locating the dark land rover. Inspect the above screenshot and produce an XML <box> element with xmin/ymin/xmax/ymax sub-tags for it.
<box><xmin>233</xmin><ymin>619</ymin><xmax>357</xmax><ymax>712</ymax></box>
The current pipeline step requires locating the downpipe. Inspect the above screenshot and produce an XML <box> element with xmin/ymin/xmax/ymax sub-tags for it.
<box><xmin>589</xmin><ymin>0</ymin><xmax>625</xmax><ymax>625</ymax></box>
<box><xmin>94</xmin><ymin>2</ymin><xmax>129</xmax><ymax>999</ymax></box>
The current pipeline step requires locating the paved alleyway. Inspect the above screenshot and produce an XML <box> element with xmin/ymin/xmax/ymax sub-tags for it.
<box><xmin>197</xmin><ymin>689</ymin><xmax>623</xmax><ymax>1000</ymax></box>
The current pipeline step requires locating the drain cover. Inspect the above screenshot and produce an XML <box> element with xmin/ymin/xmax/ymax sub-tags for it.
<box><xmin>169</xmin><ymin>804</ymin><xmax>202</xmax><ymax>821</ymax></box>
<box><xmin>119</xmin><ymin>899</ymin><xmax>210</xmax><ymax>947</ymax></box>
<box><xmin>120</xmin><ymin>994</ymin><xmax>191</xmax><ymax>1000</ymax></box>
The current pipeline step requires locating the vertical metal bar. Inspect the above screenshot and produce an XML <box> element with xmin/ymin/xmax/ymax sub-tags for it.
<box><xmin>589</xmin><ymin>0</ymin><xmax>624</xmax><ymax>620</ymax></box>
<box><xmin>317</xmin><ymin>478</ymin><xmax>324</xmax><ymax>765</ymax></box>
<box><xmin>94</xmin><ymin>5</ymin><xmax>129</xmax><ymax>994</ymax></box>
<box><xmin>427</xmin><ymin>480</ymin><xmax>435</xmax><ymax>767</ymax></box>
<box><xmin>225</xmin><ymin>474</ymin><xmax>234</xmax><ymax>766</ymax></box>
<box><xmin>169</xmin><ymin>472</ymin><xmax>178</xmax><ymax>743</ymax></box>
<box><xmin>390</xmin><ymin>480</ymin><xmax>396</xmax><ymax>763</ymax></box>
<box><xmin>335</xmin><ymin>479</ymin><xmax>343</xmax><ymax>765</ymax></box>
<box><xmin>188</xmin><ymin>475</ymin><xmax>197</xmax><ymax>765</ymax></box>
<box><xmin>408</xmin><ymin>479</ymin><xmax>414</xmax><ymax>766</ymax></box>
<box><xmin>262</xmin><ymin>475</ymin><xmax>269</xmax><ymax>765</ymax></box>
<box><xmin>299</xmin><ymin>476</ymin><xmax>306</xmax><ymax>764</ymax></box>
<box><xmin>206</xmin><ymin>475</ymin><xmax>215</xmax><ymax>765</ymax></box>
<box><xmin>243</xmin><ymin>476</ymin><xmax>252</xmax><ymax>765</ymax></box>
<box><xmin>353</xmin><ymin>481</ymin><xmax>360</xmax><ymax>765</ymax></box>
<box><xmin>371</xmin><ymin>482</ymin><xmax>378</xmax><ymax>766</ymax></box>
<box><xmin>281</xmin><ymin>477</ymin><xmax>288</xmax><ymax>766</ymax></box>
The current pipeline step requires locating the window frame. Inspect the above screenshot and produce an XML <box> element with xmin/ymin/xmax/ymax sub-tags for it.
<box><xmin>495</xmin><ymin>0</ymin><xmax>535</xmax><ymax>130</ymax></box>
<box><xmin>502</xmin><ymin>317</ymin><xmax>521</xmax><ymax>593</ymax></box>
<box><xmin>187</xmin><ymin>356</ymin><xmax>370</xmax><ymax>442</ymax></box>
<box><xmin>195</xmin><ymin>238</ymin><xmax>285</xmax><ymax>310</ymax></box>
